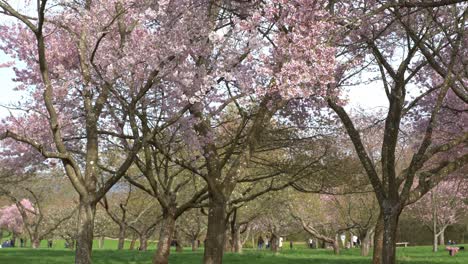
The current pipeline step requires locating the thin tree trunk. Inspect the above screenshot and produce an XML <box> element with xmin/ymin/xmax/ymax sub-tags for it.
<box><xmin>192</xmin><ymin>239</ymin><xmax>198</xmax><ymax>251</ymax></box>
<box><xmin>75</xmin><ymin>202</ymin><xmax>96</xmax><ymax>264</ymax></box>
<box><xmin>439</xmin><ymin>229</ymin><xmax>445</xmax><ymax>246</ymax></box>
<box><xmin>203</xmin><ymin>198</ymin><xmax>227</xmax><ymax>264</ymax></box>
<box><xmin>233</xmin><ymin>227</ymin><xmax>242</xmax><ymax>253</ymax></box>
<box><xmin>117</xmin><ymin>225</ymin><xmax>126</xmax><ymax>250</ymax></box>
<box><xmin>99</xmin><ymin>236</ymin><xmax>105</xmax><ymax>249</ymax></box>
<box><xmin>129</xmin><ymin>236</ymin><xmax>137</xmax><ymax>250</ymax></box>
<box><xmin>361</xmin><ymin>229</ymin><xmax>373</xmax><ymax>256</ymax></box>
<box><xmin>139</xmin><ymin>234</ymin><xmax>148</xmax><ymax>251</ymax></box>
<box><xmin>432</xmin><ymin>191</ymin><xmax>438</xmax><ymax>252</ymax></box>
<box><xmin>153</xmin><ymin>214</ymin><xmax>176</xmax><ymax>264</ymax></box>
<box><xmin>373</xmin><ymin>212</ymin><xmax>384</xmax><ymax>264</ymax></box>
<box><xmin>332</xmin><ymin>238</ymin><xmax>340</xmax><ymax>255</ymax></box>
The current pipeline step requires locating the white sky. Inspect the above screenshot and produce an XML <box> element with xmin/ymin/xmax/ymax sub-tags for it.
<box><xmin>0</xmin><ymin>51</ymin><xmax>22</xmax><ymax>118</ymax></box>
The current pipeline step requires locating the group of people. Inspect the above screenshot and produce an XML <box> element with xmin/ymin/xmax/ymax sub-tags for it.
<box><xmin>0</xmin><ymin>239</ymin><xmax>15</xmax><ymax>248</ymax></box>
<box><xmin>257</xmin><ymin>236</ymin><xmax>284</xmax><ymax>249</ymax></box>
<box><xmin>0</xmin><ymin>238</ymin><xmax>54</xmax><ymax>248</ymax></box>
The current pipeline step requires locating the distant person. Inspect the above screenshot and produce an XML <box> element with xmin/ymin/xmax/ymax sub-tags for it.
<box><xmin>290</xmin><ymin>241</ymin><xmax>293</xmax><ymax>249</ymax></box>
<box><xmin>10</xmin><ymin>239</ymin><xmax>15</xmax><ymax>247</ymax></box>
<box><xmin>448</xmin><ymin>240</ymin><xmax>452</xmax><ymax>245</ymax></box>
<box><xmin>257</xmin><ymin>236</ymin><xmax>264</xmax><ymax>249</ymax></box>
<box><xmin>278</xmin><ymin>237</ymin><xmax>283</xmax><ymax>249</ymax></box>
<box><xmin>48</xmin><ymin>239</ymin><xmax>53</xmax><ymax>248</ymax></box>
<box><xmin>340</xmin><ymin>234</ymin><xmax>346</xmax><ymax>247</ymax></box>
<box><xmin>20</xmin><ymin>238</ymin><xmax>24</xmax><ymax>248</ymax></box>
<box><xmin>308</xmin><ymin>238</ymin><xmax>313</xmax><ymax>248</ymax></box>
<box><xmin>352</xmin><ymin>235</ymin><xmax>358</xmax><ymax>247</ymax></box>
<box><xmin>265</xmin><ymin>237</ymin><xmax>270</xmax><ymax>249</ymax></box>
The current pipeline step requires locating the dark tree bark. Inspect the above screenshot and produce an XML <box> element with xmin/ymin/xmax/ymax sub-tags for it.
<box><xmin>373</xmin><ymin>213</ymin><xmax>384</xmax><ymax>264</ymax></box>
<box><xmin>203</xmin><ymin>197</ymin><xmax>227</xmax><ymax>264</ymax></box>
<box><xmin>381</xmin><ymin>206</ymin><xmax>401</xmax><ymax>264</ymax></box>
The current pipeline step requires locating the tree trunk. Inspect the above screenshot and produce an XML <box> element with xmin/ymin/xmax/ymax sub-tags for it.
<box><xmin>381</xmin><ymin>207</ymin><xmax>400</xmax><ymax>264</ymax></box>
<box><xmin>224</xmin><ymin>231</ymin><xmax>231</xmax><ymax>252</ymax></box>
<box><xmin>270</xmin><ymin>234</ymin><xmax>278</xmax><ymax>253</ymax></box>
<box><xmin>117</xmin><ymin>225</ymin><xmax>126</xmax><ymax>250</ymax></box>
<box><xmin>139</xmin><ymin>234</ymin><xmax>148</xmax><ymax>251</ymax></box>
<box><xmin>332</xmin><ymin>238</ymin><xmax>340</xmax><ymax>255</ymax></box>
<box><xmin>129</xmin><ymin>236</ymin><xmax>137</xmax><ymax>250</ymax></box>
<box><xmin>32</xmin><ymin>238</ymin><xmax>40</xmax><ymax>249</ymax></box>
<box><xmin>373</xmin><ymin>213</ymin><xmax>384</xmax><ymax>264</ymax></box>
<box><xmin>75</xmin><ymin>202</ymin><xmax>96</xmax><ymax>264</ymax></box>
<box><xmin>361</xmin><ymin>229</ymin><xmax>373</xmax><ymax>256</ymax></box>
<box><xmin>439</xmin><ymin>229</ymin><xmax>445</xmax><ymax>246</ymax></box>
<box><xmin>432</xmin><ymin>191</ymin><xmax>438</xmax><ymax>252</ymax></box>
<box><xmin>176</xmin><ymin>241</ymin><xmax>183</xmax><ymax>252</ymax></box>
<box><xmin>11</xmin><ymin>233</ymin><xmax>16</xmax><ymax>247</ymax></box>
<box><xmin>99</xmin><ymin>236</ymin><xmax>105</xmax><ymax>249</ymax></box>
<box><xmin>203</xmin><ymin>198</ymin><xmax>227</xmax><ymax>264</ymax></box>
<box><xmin>233</xmin><ymin>227</ymin><xmax>242</xmax><ymax>253</ymax></box>
<box><xmin>175</xmin><ymin>229</ymin><xmax>183</xmax><ymax>253</ymax></box>
<box><xmin>153</xmin><ymin>214</ymin><xmax>176</xmax><ymax>264</ymax></box>
<box><xmin>192</xmin><ymin>239</ymin><xmax>198</xmax><ymax>251</ymax></box>
<box><xmin>69</xmin><ymin>239</ymin><xmax>76</xmax><ymax>250</ymax></box>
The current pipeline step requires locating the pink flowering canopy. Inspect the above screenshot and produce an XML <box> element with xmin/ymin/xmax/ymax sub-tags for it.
<box><xmin>0</xmin><ymin>199</ymin><xmax>34</xmax><ymax>234</ymax></box>
<box><xmin>0</xmin><ymin>0</ymin><xmax>339</xmax><ymax>158</ymax></box>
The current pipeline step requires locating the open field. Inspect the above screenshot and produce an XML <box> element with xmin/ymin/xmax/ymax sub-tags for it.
<box><xmin>0</xmin><ymin>244</ymin><xmax>466</xmax><ymax>264</ymax></box>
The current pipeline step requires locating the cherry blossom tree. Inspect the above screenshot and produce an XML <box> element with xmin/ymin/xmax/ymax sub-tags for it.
<box><xmin>0</xmin><ymin>199</ymin><xmax>32</xmax><ymax>238</ymax></box>
<box><xmin>408</xmin><ymin>178</ymin><xmax>468</xmax><ymax>252</ymax></box>
<box><xmin>325</xmin><ymin>1</ymin><xmax>468</xmax><ymax>264</ymax></box>
<box><xmin>0</xmin><ymin>1</ymin><xmax>184</xmax><ymax>262</ymax></box>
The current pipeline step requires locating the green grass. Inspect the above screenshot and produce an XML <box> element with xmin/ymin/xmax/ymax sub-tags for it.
<box><xmin>0</xmin><ymin>243</ymin><xmax>466</xmax><ymax>263</ymax></box>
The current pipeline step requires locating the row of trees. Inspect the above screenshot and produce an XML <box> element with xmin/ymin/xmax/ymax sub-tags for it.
<box><xmin>1</xmin><ymin>173</ymin><xmax>466</xmax><ymax>255</ymax></box>
<box><xmin>0</xmin><ymin>1</ymin><xmax>466</xmax><ymax>264</ymax></box>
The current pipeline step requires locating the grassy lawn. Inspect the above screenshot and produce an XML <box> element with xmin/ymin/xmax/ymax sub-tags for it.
<box><xmin>0</xmin><ymin>243</ymin><xmax>466</xmax><ymax>263</ymax></box>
